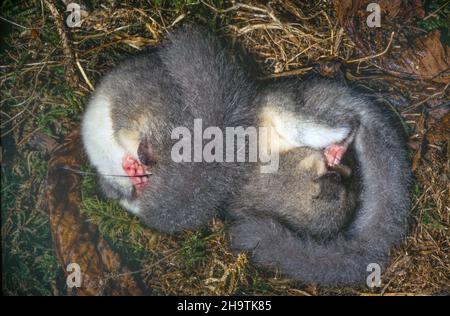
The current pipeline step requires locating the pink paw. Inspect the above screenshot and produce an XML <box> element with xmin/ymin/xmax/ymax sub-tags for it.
<box><xmin>122</xmin><ymin>154</ymin><xmax>149</xmax><ymax>193</ymax></box>
<box><xmin>324</xmin><ymin>144</ymin><xmax>346</xmax><ymax>167</ymax></box>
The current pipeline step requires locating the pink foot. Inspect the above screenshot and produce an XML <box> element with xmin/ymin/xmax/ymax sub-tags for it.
<box><xmin>122</xmin><ymin>154</ymin><xmax>149</xmax><ymax>194</ymax></box>
<box><xmin>324</xmin><ymin>144</ymin><xmax>347</xmax><ymax>167</ymax></box>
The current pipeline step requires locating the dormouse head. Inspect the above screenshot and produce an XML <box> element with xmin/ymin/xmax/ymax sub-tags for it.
<box><xmin>82</xmin><ymin>92</ymin><xmax>175</xmax><ymax>203</ymax></box>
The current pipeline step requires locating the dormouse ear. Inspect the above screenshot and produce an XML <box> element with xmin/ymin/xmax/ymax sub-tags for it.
<box><xmin>259</xmin><ymin>106</ymin><xmax>351</xmax><ymax>152</ymax></box>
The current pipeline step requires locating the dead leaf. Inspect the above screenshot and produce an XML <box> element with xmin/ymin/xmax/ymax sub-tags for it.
<box><xmin>333</xmin><ymin>0</ymin><xmax>450</xmax><ymax>83</ymax></box>
<box><xmin>45</xmin><ymin>129</ymin><xmax>145</xmax><ymax>295</ymax></box>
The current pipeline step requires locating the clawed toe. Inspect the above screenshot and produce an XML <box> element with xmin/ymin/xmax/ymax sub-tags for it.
<box><xmin>324</xmin><ymin>144</ymin><xmax>346</xmax><ymax>167</ymax></box>
<box><xmin>122</xmin><ymin>154</ymin><xmax>150</xmax><ymax>193</ymax></box>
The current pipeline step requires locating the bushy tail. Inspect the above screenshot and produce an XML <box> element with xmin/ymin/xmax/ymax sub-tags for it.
<box><xmin>230</xmin><ymin>106</ymin><xmax>412</xmax><ymax>286</ymax></box>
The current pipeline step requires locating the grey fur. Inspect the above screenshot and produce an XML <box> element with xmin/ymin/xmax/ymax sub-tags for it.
<box><xmin>82</xmin><ymin>26</ymin><xmax>257</xmax><ymax>233</ymax></box>
<box><xmin>229</xmin><ymin>79</ymin><xmax>412</xmax><ymax>286</ymax></box>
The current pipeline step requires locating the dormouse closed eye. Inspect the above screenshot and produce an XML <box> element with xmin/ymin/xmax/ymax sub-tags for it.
<box><xmin>138</xmin><ymin>137</ymin><xmax>157</xmax><ymax>166</ymax></box>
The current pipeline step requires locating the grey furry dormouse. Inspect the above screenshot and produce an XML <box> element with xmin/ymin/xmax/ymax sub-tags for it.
<box><xmin>229</xmin><ymin>79</ymin><xmax>412</xmax><ymax>286</ymax></box>
<box><xmin>81</xmin><ymin>26</ymin><xmax>411</xmax><ymax>286</ymax></box>
<box><xmin>82</xmin><ymin>27</ymin><xmax>258</xmax><ymax>233</ymax></box>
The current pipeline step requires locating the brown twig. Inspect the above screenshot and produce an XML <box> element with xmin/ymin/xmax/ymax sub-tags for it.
<box><xmin>259</xmin><ymin>66</ymin><xmax>313</xmax><ymax>79</ymax></box>
<box><xmin>346</xmin><ymin>32</ymin><xmax>395</xmax><ymax>64</ymax></box>
<box><xmin>44</xmin><ymin>0</ymin><xmax>80</xmax><ymax>87</ymax></box>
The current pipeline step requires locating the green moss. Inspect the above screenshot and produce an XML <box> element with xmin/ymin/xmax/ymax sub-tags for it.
<box><xmin>421</xmin><ymin>209</ymin><xmax>447</xmax><ymax>231</ymax></box>
<box><xmin>418</xmin><ymin>0</ymin><xmax>450</xmax><ymax>46</ymax></box>
<box><xmin>179</xmin><ymin>231</ymin><xmax>207</xmax><ymax>272</ymax></box>
<box><xmin>1</xmin><ymin>155</ymin><xmax>60</xmax><ymax>296</ymax></box>
<box><xmin>0</xmin><ymin>0</ymin><xmax>39</xmax><ymax>28</ymax></box>
<box><xmin>250</xmin><ymin>275</ymin><xmax>272</xmax><ymax>294</ymax></box>
<box><xmin>80</xmin><ymin>172</ymin><xmax>157</xmax><ymax>265</ymax></box>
